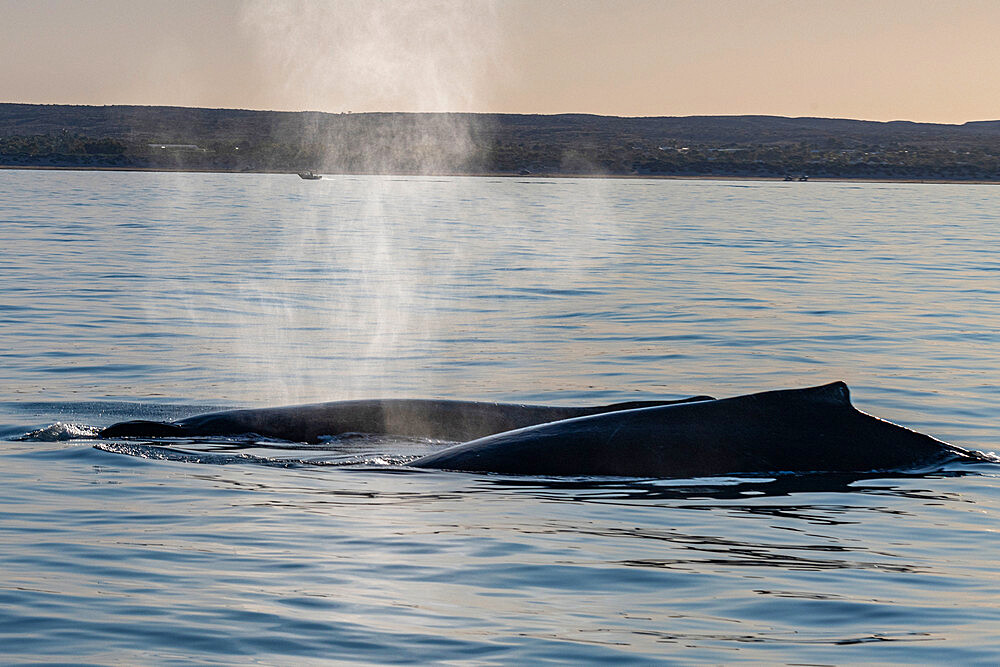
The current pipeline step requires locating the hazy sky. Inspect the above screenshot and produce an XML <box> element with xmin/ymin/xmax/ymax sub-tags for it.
<box><xmin>2</xmin><ymin>0</ymin><xmax>998</xmax><ymax>123</ymax></box>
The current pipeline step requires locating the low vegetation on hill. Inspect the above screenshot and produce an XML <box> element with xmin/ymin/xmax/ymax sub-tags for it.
<box><xmin>2</xmin><ymin>103</ymin><xmax>999</xmax><ymax>180</ymax></box>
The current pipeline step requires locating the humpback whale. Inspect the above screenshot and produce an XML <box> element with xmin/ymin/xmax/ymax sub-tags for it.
<box><xmin>99</xmin><ymin>395</ymin><xmax>714</xmax><ymax>443</ymax></box>
<box><xmin>409</xmin><ymin>382</ymin><xmax>973</xmax><ymax>478</ymax></box>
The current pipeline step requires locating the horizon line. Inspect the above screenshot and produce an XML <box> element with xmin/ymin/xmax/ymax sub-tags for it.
<box><xmin>2</xmin><ymin>101</ymin><xmax>998</xmax><ymax>127</ymax></box>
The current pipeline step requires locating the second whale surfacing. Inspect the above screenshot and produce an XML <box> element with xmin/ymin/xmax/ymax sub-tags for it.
<box><xmin>99</xmin><ymin>396</ymin><xmax>713</xmax><ymax>443</ymax></box>
<box><xmin>409</xmin><ymin>382</ymin><xmax>975</xmax><ymax>478</ymax></box>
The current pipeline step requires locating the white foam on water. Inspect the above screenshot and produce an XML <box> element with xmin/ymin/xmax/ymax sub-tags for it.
<box><xmin>15</xmin><ymin>422</ymin><xmax>100</xmax><ymax>442</ymax></box>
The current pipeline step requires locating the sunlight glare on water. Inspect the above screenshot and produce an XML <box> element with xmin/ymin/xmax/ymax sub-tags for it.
<box><xmin>1</xmin><ymin>170</ymin><xmax>1000</xmax><ymax>663</ymax></box>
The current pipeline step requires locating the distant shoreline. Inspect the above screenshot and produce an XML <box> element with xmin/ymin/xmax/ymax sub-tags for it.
<box><xmin>3</xmin><ymin>164</ymin><xmax>998</xmax><ymax>185</ymax></box>
<box><xmin>4</xmin><ymin>104</ymin><xmax>1000</xmax><ymax>183</ymax></box>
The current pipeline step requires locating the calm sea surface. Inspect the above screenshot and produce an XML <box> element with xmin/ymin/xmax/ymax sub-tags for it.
<box><xmin>1</xmin><ymin>169</ymin><xmax>999</xmax><ymax>664</ymax></box>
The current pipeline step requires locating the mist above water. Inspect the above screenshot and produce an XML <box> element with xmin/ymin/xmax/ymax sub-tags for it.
<box><xmin>222</xmin><ymin>2</ymin><xmax>508</xmax><ymax>400</ymax></box>
<box><xmin>245</xmin><ymin>0</ymin><xmax>500</xmax><ymax>113</ymax></box>
<box><xmin>243</xmin><ymin>0</ymin><xmax>503</xmax><ymax>173</ymax></box>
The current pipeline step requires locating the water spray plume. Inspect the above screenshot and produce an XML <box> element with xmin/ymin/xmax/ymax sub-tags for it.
<box><xmin>231</xmin><ymin>1</ymin><xmax>503</xmax><ymax>403</ymax></box>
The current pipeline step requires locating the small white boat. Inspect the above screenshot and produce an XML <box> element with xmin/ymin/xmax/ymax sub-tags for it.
<box><xmin>297</xmin><ymin>171</ymin><xmax>321</xmax><ymax>180</ymax></box>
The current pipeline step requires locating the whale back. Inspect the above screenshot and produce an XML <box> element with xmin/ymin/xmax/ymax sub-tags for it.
<box><xmin>410</xmin><ymin>382</ymin><xmax>964</xmax><ymax>477</ymax></box>
<box><xmin>99</xmin><ymin>395</ymin><xmax>715</xmax><ymax>442</ymax></box>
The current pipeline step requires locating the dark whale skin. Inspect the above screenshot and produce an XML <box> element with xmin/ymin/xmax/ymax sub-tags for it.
<box><xmin>99</xmin><ymin>396</ymin><xmax>714</xmax><ymax>443</ymax></box>
<box><xmin>410</xmin><ymin>382</ymin><xmax>972</xmax><ymax>478</ymax></box>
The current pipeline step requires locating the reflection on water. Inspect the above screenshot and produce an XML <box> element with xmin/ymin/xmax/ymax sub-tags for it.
<box><xmin>1</xmin><ymin>172</ymin><xmax>998</xmax><ymax>449</ymax></box>
<box><xmin>3</xmin><ymin>435</ymin><xmax>1000</xmax><ymax>663</ymax></box>
<box><xmin>3</xmin><ymin>172</ymin><xmax>1000</xmax><ymax>663</ymax></box>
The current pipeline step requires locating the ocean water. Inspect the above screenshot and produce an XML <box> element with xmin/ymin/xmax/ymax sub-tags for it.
<box><xmin>1</xmin><ymin>169</ymin><xmax>999</xmax><ymax>664</ymax></box>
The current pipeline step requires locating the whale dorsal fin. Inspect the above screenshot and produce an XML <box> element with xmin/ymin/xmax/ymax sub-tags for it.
<box><xmin>807</xmin><ymin>381</ymin><xmax>851</xmax><ymax>405</ymax></box>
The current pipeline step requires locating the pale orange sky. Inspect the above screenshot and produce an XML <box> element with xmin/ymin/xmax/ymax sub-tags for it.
<box><xmin>2</xmin><ymin>0</ymin><xmax>998</xmax><ymax>123</ymax></box>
